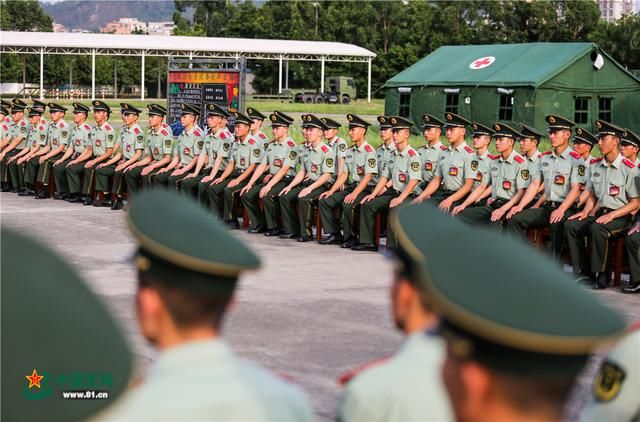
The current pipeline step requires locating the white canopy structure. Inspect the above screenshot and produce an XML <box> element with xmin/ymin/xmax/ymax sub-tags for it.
<box><xmin>0</xmin><ymin>31</ymin><xmax>376</xmax><ymax>101</ymax></box>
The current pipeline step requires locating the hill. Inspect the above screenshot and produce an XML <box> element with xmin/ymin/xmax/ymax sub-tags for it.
<box><xmin>41</xmin><ymin>0</ymin><xmax>175</xmax><ymax>32</ymax></box>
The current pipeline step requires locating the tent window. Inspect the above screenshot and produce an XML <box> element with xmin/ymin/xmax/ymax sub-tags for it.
<box><xmin>574</xmin><ymin>97</ymin><xmax>589</xmax><ymax>124</ymax></box>
<box><xmin>399</xmin><ymin>93</ymin><xmax>411</xmax><ymax>118</ymax></box>
<box><xmin>445</xmin><ymin>93</ymin><xmax>459</xmax><ymax>114</ymax></box>
<box><xmin>498</xmin><ymin>93</ymin><xmax>514</xmax><ymax>120</ymax></box>
<box><xmin>598</xmin><ymin>98</ymin><xmax>612</xmax><ymax>122</ymax></box>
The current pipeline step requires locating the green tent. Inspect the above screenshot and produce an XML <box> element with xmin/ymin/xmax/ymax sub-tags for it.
<box><xmin>383</xmin><ymin>43</ymin><xmax>640</xmax><ymax>134</ymax></box>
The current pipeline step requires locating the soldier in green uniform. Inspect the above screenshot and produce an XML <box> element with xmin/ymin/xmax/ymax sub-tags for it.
<box><xmin>10</xmin><ymin>106</ymin><xmax>48</xmax><ymax>195</ymax></box>
<box><xmin>122</xmin><ymin>104</ymin><xmax>173</xmax><ymax>195</ymax></box>
<box><xmin>620</xmin><ymin>127</ymin><xmax>640</xmax><ymax>165</ymax></box>
<box><xmin>355</xmin><ymin>116</ymin><xmax>422</xmax><ymax>251</ymax></box>
<box><xmin>279</xmin><ymin>114</ymin><xmax>335</xmax><ymax>242</ymax></box>
<box><xmin>322</xmin><ymin>117</ymin><xmax>348</xmax><ymax>177</ymax></box>
<box><xmin>417</xmin><ymin>114</ymin><xmax>446</xmax><ymax>189</ymax></box>
<box><xmin>337</xmin><ymin>204</ymin><xmax>452</xmax><ymax>422</ymax></box>
<box><xmin>518</xmin><ymin>123</ymin><xmax>544</xmax><ymax>206</ymax></box>
<box><xmin>624</xmin><ymin>212</ymin><xmax>640</xmax><ymax>294</ymax></box>
<box><xmin>69</xmin><ymin>100</ymin><xmax>115</xmax><ymax>205</ymax></box>
<box><xmin>318</xmin><ymin>114</ymin><xmax>376</xmax><ymax>246</ymax></box>
<box><xmin>164</xmin><ymin>104</ymin><xmax>206</xmax><ymax>192</ymax></box>
<box><xmin>248</xmin><ymin>106</ymin><xmax>270</xmax><ymax>149</ymax></box>
<box><xmin>239</xmin><ymin>113</ymin><xmax>298</xmax><ymax>235</ymax></box>
<box><xmin>93</xmin><ymin>103</ymin><xmax>144</xmax><ymax>209</ymax></box>
<box><xmin>467</xmin><ymin>122</ymin><xmax>495</xmax><ymax>206</ymax></box>
<box><xmin>505</xmin><ymin>115</ymin><xmax>586</xmax><ymax>259</ymax></box>
<box><xmin>564</xmin><ymin>121</ymin><xmax>639</xmax><ymax>289</ymax></box>
<box><xmin>454</xmin><ymin>123</ymin><xmax>528</xmax><ymax>225</ymax></box>
<box><xmin>0</xmin><ymin>99</ymin><xmax>29</xmax><ymax>191</ymax></box>
<box><xmin>182</xmin><ymin>104</ymin><xmax>230</xmax><ymax>200</ymax></box>
<box><xmin>34</xmin><ymin>102</ymin><xmax>70</xmax><ymax>199</ymax></box>
<box><xmin>97</xmin><ymin>189</ymin><xmax>314</xmax><ymax>421</ymax></box>
<box><xmin>220</xmin><ymin>111</ymin><xmax>264</xmax><ymax>228</ymax></box>
<box><xmin>412</xmin><ymin>113</ymin><xmax>476</xmax><ymax>212</ymax></box>
<box><xmin>24</xmin><ymin>102</ymin><xmax>63</xmax><ymax>197</ymax></box>
<box><xmin>391</xmin><ymin>203</ymin><xmax>625</xmax><ymax>422</ymax></box>
<box><xmin>1</xmin><ymin>228</ymin><xmax>132</xmax><ymax>422</ymax></box>
<box><xmin>51</xmin><ymin>103</ymin><xmax>92</xmax><ymax>201</ymax></box>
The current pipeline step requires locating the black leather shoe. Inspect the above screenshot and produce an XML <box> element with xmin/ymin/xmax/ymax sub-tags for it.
<box><xmin>297</xmin><ymin>236</ymin><xmax>312</xmax><ymax>242</ymax></box>
<box><xmin>319</xmin><ymin>233</ymin><xmax>343</xmax><ymax>245</ymax></box>
<box><xmin>575</xmin><ymin>274</ymin><xmax>594</xmax><ymax>285</ymax></box>
<box><xmin>264</xmin><ymin>228</ymin><xmax>282</xmax><ymax>237</ymax></box>
<box><xmin>93</xmin><ymin>198</ymin><xmax>112</xmax><ymax>207</ymax></box>
<box><xmin>279</xmin><ymin>232</ymin><xmax>299</xmax><ymax>239</ymax></box>
<box><xmin>53</xmin><ymin>191</ymin><xmax>63</xmax><ymax>200</ymax></box>
<box><xmin>592</xmin><ymin>272</ymin><xmax>608</xmax><ymax>290</ymax></box>
<box><xmin>35</xmin><ymin>190</ymin><xmax>50</xmax><ymax>199</ymax></box>
<box><xmin>248</xmin><ymin>225</ymin><xmax>265</xmax><ymax>234</ymax></box>
<box><xmin>622</xmin><ymin>282</ymin><xmax>640</xmax><ymax>294</ymax></box>
<box><xmin>0</xmin><ymin>184</ymin><xmax>10</xmax><ymax>192</ymax></box>
<box><xmin>68</xmin><ymin>193</ymin><xmax>82</xmax><ymax>203</ymax></box>
<box><xmin>351</xmin><ymin>243</ymin><xmax>378</xmax><ymax>252</ymax></box>
<box><xmin>341</xmin><ymin>239</ymin><xmax>356</xmax><ymax>249</ymax></box>
<box><xmin>18</xmin><ymin>189</ymin><xmax>35</xmax><ymax>196</ymax></box>
<box><xmin>111</xmin><ymin>199</ymin><xmax>123</xmax><ymax>210</ymax></box>
<box><xmin>83</xmin><ymin>196</ymin><xmax>93</xmax><ymax>206</ymax></box>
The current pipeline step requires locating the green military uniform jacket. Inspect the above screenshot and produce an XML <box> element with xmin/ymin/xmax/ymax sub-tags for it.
<box><xmin>339</xmin><ymin>333</ymin><xmax>453</xmax><ymax>422</ymax></box>
<box><xmin>437</xmin><ymin>142</ymin><xmax>476</xmax><ymax>191</ymax></box>
<box><xmin>303</xmin><ymin>142</ymin><xmax>335</xmax><ymax>182</ymax></box>
<box><xmin>344</xmin><ymin>142</ymin><xmax>377</xmax><ymax>186</ymax></box>
<box><xmin>96</xmin><ymin>339</ymin><xmax>314</xmax><ymax>421</ymax></box>
<box><xmin>118</xmin><ymin>123</ymin><xmax>144</xmax><ymax>160</ymax></box>
<box><xmin>487</xmin><ymin>150</ymin><xmax>529</xmax><ymax>201</ymax></box>
<box><xmin>522</xmin><ymin>149</ymin><xmax>540</xmax><ymax>189</ymax></box>
<box><xmin>384</xmin><ymin>145</ymin><xmax>422</xmax><ymax>193</ymax></box>
<box><xmin>252</xmin><ymin>130</ymin><xmax>270</xmax><ymax>153</ymax></box>
<box><xmin>418</xmin><ymin>141</ymin><xmax>446</xmax><ymax>183</ymax></box>
<box><xmin>375</xmin><ymin>141</ymin><xmax>396</xmax><ymax>185</ymax></box>
<box><xmin>9</xmin><ymin>118</ymin><xmax>30</xmax><ymax>149</ymax></box>
<box><xmin>205</xmin><ymin>127</ymin><xmax>234</xmax><ymax>170</ymax></box>
<box><xmin>69</xmin><ymin>122</ymin><xmax>92</xmax><ymax>156</ymax></box>
<box><xmin>587</xmin><ymin>154</ymin><xmax>639</xmax><ymax>210</ymax></box>
<box><xmin>27</xmin><ymin>121</ymin><xmax>48</xmax><ymax>150</ymax></box>
<box><xmin>177</xmin><ymin>125</ymin><xmax>205</xmax><ymax>166</ymax></box>
<box><xmin>145</xmin><ymin>123</ymin><xmax>174</xmax><ymax>161</ymax></box>
<box><xmin>47</xmin><ymin>119</ymin><xmax>71</xmax><ymax>150</ymax></box>
<box><xmin>471</xmin><ymin>150</ymin><xmax>493</xmax><ymax>188</ymax></box>
<box><xmin>328</xmin><ymin>136</ymin><xmax>348</xmax><ymax>161</ymax></box>
<box><xmin>265</xmin><ymin>136</ymin><xmax>298</xmax><ymax>177</ymax></box>
<box><xmin>90</xmin><ymin>121</ymin><xmax>116</xmax><ymax>157</ymax></box>
<box><xmin>535</xmin><ymin>148</ymin><xmax>587</xmax><ymax>202</ymax></box>
<box><xmin>231</xmin><ymin>134</ymin><xmax>263</xmax><ymax>172</ymax></box>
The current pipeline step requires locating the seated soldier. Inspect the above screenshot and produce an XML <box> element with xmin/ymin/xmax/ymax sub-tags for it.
<box><xmin>355</xmin><ymin>116</ymin><xmax>422</xmax><ymax>251</ymax></box>
<box><xmin>318</xmin><ymin>114</ymin><xmax>376</xmax><ymax>245</ymax></box>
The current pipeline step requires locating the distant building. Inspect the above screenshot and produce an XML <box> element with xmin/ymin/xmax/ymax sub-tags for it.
<box><xmin>147</xmin><ymin>21</ymin><xmax>175</xmax><ymax>36</ymax></box>
<box><xmin>100</xmin><ymin>18</ymin><xmax>147</xmax><ymax>35</ymax></box>
<box><xmin>597</xmin><ymin>0</ymin><xmax>636</xmax><ymax>21</ymax></box>
<box><xmin>52</xmin><ymin>22</ymin><xmax>67</xmax><ymax>33</ymax></box>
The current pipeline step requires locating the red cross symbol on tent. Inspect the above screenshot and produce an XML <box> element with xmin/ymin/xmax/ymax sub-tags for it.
<box><xmin>469</xmin><ymin>56</ymin><xmax>495</xmax><ymax>70</ymax></box>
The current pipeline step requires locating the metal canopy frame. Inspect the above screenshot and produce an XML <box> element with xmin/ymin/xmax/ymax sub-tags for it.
<box><xmin>0</xmin><ymin>32</ymin><xmax>375</xmax><ymax>102</ymax></box>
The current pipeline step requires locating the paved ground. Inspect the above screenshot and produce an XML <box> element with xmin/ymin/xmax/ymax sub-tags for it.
<box><xmin>1</xmin><ymin>192</ymin><xmax>638</xmax><ymax>420</ymax></box>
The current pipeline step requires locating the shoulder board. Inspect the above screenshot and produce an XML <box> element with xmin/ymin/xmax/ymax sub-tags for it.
<box><xmin>364</xmin><ymin>144</ymin><xmax>373</xmax><ymax>153</ymax></box>
<box><xmin>338</xmin><ymin>355</ymin><xmax>392</xmax><ymax>386</ymax></box>
<box><xmin>287</xmin><ymin>140</ymin><xmax>296</xmax><ymax>148</ymax></box>
<box><xmin>38</xmin><ymin>126</ymin><xmax>44</xmax><ymax>130</ymax></box>
<box><xmin>248</xmin><ymin>137</ymin><xmax>256</xmax><ymax>145</ymax></box>
<box><xmin>20</xmin><ymin>121</ymin><xmax>26</xmax><ymax>126</ymax></box>
<box><xmin>408</xmin><ymin>148</ymin><xmax>416</xmax><ymax>157</ymax></box>
<box><xmin>134</xmin><ymin>127</ymin><xmax>140</xmax><ymax>134</ymax></box>
<box><xmin>59</xmin><ymin>121</ymin><xmax>65</xmax><ymax>128</ymax></box>
<box><xmin>41</xmin><ymin>119</ymin><xmax>47</xmax><ymax>124</ymax></box>
<box><xmin>623</xmin><ymin>158</ymin><xmax>635</xmax><ymax>168</ymax></box>
<box><xmin>541</xmin><ymin>151</ymin><xmax>552</xmax><ymax>156</ymax></box>
<box><xmin>488</xmin><ymin>154</ymin><xmax>499</xmax><ymax>160</ymax></box>
<box><xmin>105</xmin><ymin>124</ymin><xmax>112</xmax><ymax>131</ymax></box>
<box><xmin>194</xmin><ymin>129</ymin><xmax>202</xmax><ymax>137</ymax></box>
<box><xmin>162</xmin><ymin>123</ymin><xmax>169</xmax><ymax>128</ymax></box>
<box><xmin>569</xmin><ymin>151</ymin><xmax>580</xmax><ymax>159</ymax></box>
<box><xmin>321</xmin><ymin>145</ymin><xmax>329</xmax><ymax>153</ymax></box>
<box><xmin>2</xmin><ymin>124</ymin><xmax>7</xmax><ymax>130</ymax></box>
<box><xmin>258</xmin><ymin>133</ymin><xmax>266</xmax><ymax>139</ymax></box>
<box><xmin>220</xmin><ymin>131</ymin><xmax>227</xmax><ymax>140</ymax></box>
<box><xmin>464</xmin><ymin>145</ymin><xmax>474</xmax><ymax>154</ymax></box>
<box><xmin>590</xmin><ymin>157</ymin><xmax>603</xmax><ymax>164</ymax></box>
<box><xmin>161</xmin><ymin>129</ymin><xmax>169</xmax><ymax>136</ymax></box>
<box><xmin>440</xmin><ymin>145</ymin><xmax>448</xmax><ymax>151</ymax></box>
<box><xmin>514</xmin><ymin>155</ymin><xmax>524</xmax><ymax>164</ymax></box>
<box><xmin>83</xmin><ymin>124</ymin><xmax>91</xmax><ymax>130</ymax></box>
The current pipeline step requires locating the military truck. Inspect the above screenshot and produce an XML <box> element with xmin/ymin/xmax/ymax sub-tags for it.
<box><xmin>292</xmin><ymin>76</ymin><xmax>357</xmax><ymax>104</ymax></box>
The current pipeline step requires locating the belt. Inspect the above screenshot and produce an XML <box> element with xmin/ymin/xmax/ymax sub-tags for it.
<box><xmin>598</xmin><ymin>207</ymin><xmax>616</xmax><ymax>215</ymax></box>
<box><xmin>544</xmin><ymin>201</ymin><xmax>562</xmax><ymax>209</ymax></box>
<box><xmin>490</xmin><ymin>198</ymin><xmax>508</xmax><ymax>209</ymax></box>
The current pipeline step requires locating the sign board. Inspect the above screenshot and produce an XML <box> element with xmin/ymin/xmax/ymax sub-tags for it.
<box><xmin>167</xmin><ymin>58</ymin><xmax>245</xmax><ymax>129</ymax></box>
